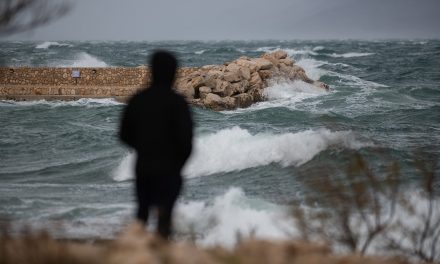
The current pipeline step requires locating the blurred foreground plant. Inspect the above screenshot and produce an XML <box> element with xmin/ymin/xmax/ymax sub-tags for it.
<box><xmin>0</xmin><ymin>0</ymin><xmax>70</xmax><ymax>36</ymax></box>
<box><xmin>292</xmin><ymin>152</ymin><xmax>439</xmax><ymax>262</ymax></box>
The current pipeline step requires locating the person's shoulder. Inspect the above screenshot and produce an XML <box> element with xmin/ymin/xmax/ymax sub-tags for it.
<box><xmin>128</xmin><ymin>88</ymin><xmax>152</xmax><ymax>104</ymax></box>
<box><xmin>170</xmin><ymin>90</ymin><xmax>190</xmax><ymax>106</ymax></box>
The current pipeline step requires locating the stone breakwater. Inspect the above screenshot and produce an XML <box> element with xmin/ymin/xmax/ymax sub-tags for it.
<box><xmin>0</xmin><ymin>51</ymin><xmax>328</xmax><ymax>110</ymax></box>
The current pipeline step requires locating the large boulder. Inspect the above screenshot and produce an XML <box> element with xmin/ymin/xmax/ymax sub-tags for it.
<box><xmin>236</xmin><ymin>58</ymin><xmax>259</xmax><ymax>72</ymax></box>
<box><xmin>233</xmin><ymin>93</ymin><xmax>253</xmax><ymax>108</ymax></box>
<box><xmin>253</xmin><ymin>58</ymin><xmax>273</xmax><ymax>70</ymax></box>
<box><xmin>249</xmin><ymin>72</ymin><xmax>263</xmax><ymax>90</ymax></box>
<box><xmin>272</xmin><ymin>50</ymin><xmax>288</xmax><ymax>60</ymax></box>
<box><xmin>203</xmin><ymin>93</ymin><xmax>236</xmax><ymax>111</ymax></box>
<box><xmin>198</xmin><ymin>86</ymin><xmax>212</xmax><ymax>99</ymax></box>
<box><xmin>212</xmin><ymin>79</ymin><xmax>234</xmax><ymax>97</ymax></box>
<box><xmin>279</xmin><ymin>58</ymin><xmax>294</xmax><ymax>67</ymax></box>
<box><xmin>230</xmin><ymin>80</ymin><xmax>249</xmax><ymax>94</ymax></box>
<box><xmin>240</xmin><ymin>66</ymin><xmax>251</xmax><ymax>80</ymax></box>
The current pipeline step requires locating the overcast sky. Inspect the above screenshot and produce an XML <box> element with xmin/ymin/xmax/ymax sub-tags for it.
<box><xmin>9</xmin><ymin>0</ymin><xmax>440</xmax><ymax>40</ymax></box>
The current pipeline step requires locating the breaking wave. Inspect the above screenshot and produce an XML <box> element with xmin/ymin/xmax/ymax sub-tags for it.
<box><xmin>35</xmin><ymin>41</ymin><xmax>72</xmax><ymax>49</ymax></box>
<box><xmin>112</xmin><ymin>127</ymin><xmax>371</xmax><ymax>181</ymax></box>
<box><xmin>175</xmin><ymin>187</ymin><xmax>295</xmax><ymax>247</ymax></box>
<box><xmin>326</xmin><ymin>52</ymin><xmax>375</xmax><ymax>58</ymax></box>
<box><xmin>56</xmin><ymin>52</ymin><xmax>109</xmax><ymax>67</ymax></box>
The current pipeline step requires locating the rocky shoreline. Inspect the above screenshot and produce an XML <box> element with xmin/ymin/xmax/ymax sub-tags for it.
<box><xmin>175</xmin><ymin>50</ymin><xmax>328</xmax><ymax>110</ymax></box>
<box><xmin>0</xmin><ymin>50</ymin><xmax>328</xmax><ymax>110</ymax></box>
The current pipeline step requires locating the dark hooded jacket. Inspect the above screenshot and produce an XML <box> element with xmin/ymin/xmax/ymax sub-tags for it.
<box><xmin>119</xmin><ymin>51</ymin><xmax>193</xmax><ymax>201</ymax></box>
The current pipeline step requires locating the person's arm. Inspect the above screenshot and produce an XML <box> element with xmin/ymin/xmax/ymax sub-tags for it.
<box><xmin>119</xmin><ymin>99</ymin><xmax>137</xmax><ymax>149</ymax></box>
<box><xmin>175</xmin><ymin>100</ymin><xmax>193</xmax><ymax>167</ymax></box>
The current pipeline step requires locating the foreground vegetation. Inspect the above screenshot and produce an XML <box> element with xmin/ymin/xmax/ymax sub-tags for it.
<box><xmin>1</xmin><ymin>152</ymin><xmax>438</xmax><ymax>264</ymax></box>
<box><xmin>0</xmin><ymin>222</ymin><xmax>411</xmax><ymax>264</ymax></box>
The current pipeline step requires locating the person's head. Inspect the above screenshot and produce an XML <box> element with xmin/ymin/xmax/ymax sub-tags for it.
<box><xmin>150</xmin><ymin>50</ymin><xmax>178</xmax><ymax>88</ymax></box>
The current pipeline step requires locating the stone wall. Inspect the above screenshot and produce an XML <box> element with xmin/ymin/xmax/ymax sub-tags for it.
<box><xmin>0</xmin><ymin>67</ymin><xmax>198</xmax><ymax>101</ymax></box>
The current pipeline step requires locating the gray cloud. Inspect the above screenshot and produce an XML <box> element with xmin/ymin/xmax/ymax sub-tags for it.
<box><xmin>9</xmin><ymin>0</ymin><xmax>440</xmax><ymax>40</ymax></box>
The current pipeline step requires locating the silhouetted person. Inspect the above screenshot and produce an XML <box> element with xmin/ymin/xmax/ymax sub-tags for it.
<box><xmin>119</xmin><ymin>50</ymin><xmax>193</xmax><ymax>239</ymax></box>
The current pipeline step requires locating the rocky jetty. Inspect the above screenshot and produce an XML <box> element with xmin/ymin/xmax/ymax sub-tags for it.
<box><xmin>0</xmin><ymin>51</ymin><xmax>328</xmax><ymax>110</ymax></box>
<box><xmin>175</xmin><ymin>50</ymin><xmax>328</xmax><ymax>111</ymax></box>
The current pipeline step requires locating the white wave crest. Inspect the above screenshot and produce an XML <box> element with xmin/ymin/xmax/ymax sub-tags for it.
<box><xmin>255</xmin><ymin>47</ymin><xmax>318</xmax><ymax>57</ymax></box>
<box><xmin>112</xmin><ymin>153</ymin><xmax>136</xmax><ymax>182</ymax></box>
<box><xmin>326</xmin><ymin>52</ymin><xmax>374</xmax><ymax>58</ymax></box>
<box><xmin>255</xmin><ymin>46</ymin><xmax>279</xmax><ymax>52</ymax></box>
<box><xmin>184</xmin><ymin>127</ymin><xmax>370</xmax><ymax>178</ymax></box>
<box><xmin>111</xmin><ymin>127</ymin><xmax>370</xmax><ymax>181</ymax></box>
<box><xmin>175</xmin><ymin>187</ymin><xmax>295</xmax><ymax>247</ymax></box>
<box><xmin>58</xmin><ymin>52</ymin><xmax>108</xmax><ymax>67</ymax></box>
<box><xmin>35</xmin><ymin>41</ymin><xmax>72</xmax><ymax>49</ymax></box>
<box><xmin>312</xmin><ymin>46</ymin><xmax>325</xmax><ymax>51</ymax></box>
<box><xmin>194</xmin><ymin>50</ymin><xmax>206</xmax><ymax>55</ymax></box>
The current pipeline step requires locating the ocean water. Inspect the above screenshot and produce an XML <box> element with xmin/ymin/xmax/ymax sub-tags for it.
<box><xmin>0</xmin><ymin>40</ymin><xmax>439</xmax><ymax>247</ymax></box>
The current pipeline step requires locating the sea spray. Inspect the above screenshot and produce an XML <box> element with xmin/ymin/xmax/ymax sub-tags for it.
<box><xmin>222</xmin><ymin>80</ymin><xmax>328</xmax><ymax>113</ymax></box>
<box><xmin>54</xmin><ymin>52</ymin><xmax>109</xmax><ymax>67</ymax></box>
<box><xmin>175</xmin><ymin>187</ymin><xmax>296</xmax><ymax>247</ymax></box>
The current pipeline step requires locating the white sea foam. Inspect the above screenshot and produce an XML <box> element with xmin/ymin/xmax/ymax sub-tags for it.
<box><xmin>35</xmin><ymin>41</ymin><xmax>72</xmax><ymax>49</ymax></box>
<box><xmin>228</xmin><ymin>80</ymin><xmax>327</xmax><ymax>112</ymax></box>
<box><xmin>112</xmin><ymin>153</ymin><xmax>136</xmax><ymax>182</ymax></box>
<box><xmin>194</xmin><ymin>50</ymin><xmax>206</xmax><ymax>55</ymax></box>
<box><xmin>0</xmin><ymin>98</ymin><xmax>123</xmax><ymax>108</ymax></box>
<box><xmin>326</xmin><ymin>52</ymin><xmax>375</xmax><ymax>58</ymax></box>
<box><xmin>18</xmin><ymin>187</ymin><xmax>295</xmax><ymax>245</ymax></box>
<box><xmin>264</xmin><ymin>80</ymin><xmax>326</xmax><ymax>101</ymax></box>
<box><xmin>331</xmin><ymin>71</ymin><xmax>388</xmax><ymax>88</ymax></box>
<box><xmin>175</xmin><ymin>187</ymin><xmax>296</xmax><ymax>247</ymax></box>
<box><xmin>112</xmin><ymin>126</ymin><xmax>369</xmax><ymax>181</ymax></box>
<box><xmin>156</xmin><ymin>187</ymin><xmax>440</xmax><ymax>249</ymax></box>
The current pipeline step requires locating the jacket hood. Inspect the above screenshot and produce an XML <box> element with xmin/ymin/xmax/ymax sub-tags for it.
<box><xmin>150</xmin><ymin>50</ymin><xmax>178</xmax><ymax>89</ymax></box>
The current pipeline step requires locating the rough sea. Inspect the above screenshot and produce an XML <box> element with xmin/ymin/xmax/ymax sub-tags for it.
<box><xmin>0</xmin><ymin>40</ymin><xmax>439</xmax><ymax>247</ymax></box>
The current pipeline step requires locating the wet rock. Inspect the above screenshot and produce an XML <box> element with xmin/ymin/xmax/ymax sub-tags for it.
<box><xmin>253</xmin><ymin>58</ymin><xmax>273</xmax><ymax>70</ymax></box>
<box><xmin>233</xmin><ymin>93</ymin><xmax>253</xmax><ymax>108</ymax></box>
<box><xmin>198</xmin><ymin>86</ymin><xmax>212</xmax><ymax>99</ymax></box>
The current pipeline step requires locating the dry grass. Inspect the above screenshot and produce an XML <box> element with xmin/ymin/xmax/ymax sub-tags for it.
<box><xmin>0</xmin><ymin>222</ymin><xmax>410</xmax><ymax>264</ymax></box>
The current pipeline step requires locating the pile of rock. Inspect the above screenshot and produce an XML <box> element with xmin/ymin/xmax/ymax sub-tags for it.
<box><xmin>175</xmin><ymin>50</ymin><xmax>328</xmax><ymax>111</ymax></box>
